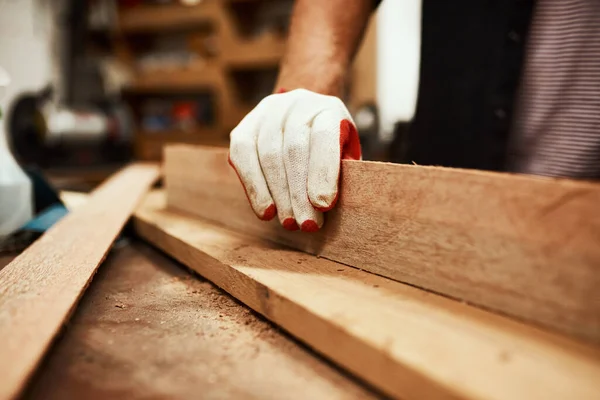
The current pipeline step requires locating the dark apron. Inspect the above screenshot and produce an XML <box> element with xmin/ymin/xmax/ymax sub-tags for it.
<box><xmin>391</xmin><ymin>0</ymin><xmax>535</xmax><ymax>171</ymax></box>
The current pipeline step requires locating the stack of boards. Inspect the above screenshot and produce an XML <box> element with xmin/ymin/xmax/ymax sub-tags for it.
<box><xmin>1</xmin><ymin>144</ymin><xmax>599</xmax><ymax>399</ymax></box>
<box><xmin>134</xmin><ymin>145</ymin><xmax>600</xmax><ymax>400</ymax></box>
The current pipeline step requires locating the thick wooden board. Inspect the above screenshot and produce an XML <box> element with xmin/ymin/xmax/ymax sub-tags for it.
<box><xmin>59</xmin><ymin>191</ymin><xmax>88</xmax><ymax>210</ymax></box>
<box><xmin>23</xmin><ymin>241</ymin><xmax>376</xmax><ymax>400</ymax></box>
<box><xmin>0</xmin><ymin>164</ymin><xmax>159</xmax><ymax>400</ymax></box>
<box><xmin>134</xmin><ymin>191</ymin><xmax>600</xmax><ymax>400</ymax></box>
<box><xmin>164</xmin><ymin>145</ymin><xmax>600</xmax><ymax>343</ymax></box>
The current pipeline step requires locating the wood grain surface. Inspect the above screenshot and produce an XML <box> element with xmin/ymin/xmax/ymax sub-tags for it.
<box><xmin>164</xmin><ymin>144</ymin><xmax>600</xmax><ymax>344</ymax></box>
<box><xmin>134</xmin><ymin>191</ymin><xmax>600</xmax><ymax>400</ymax></box>
<box><xmin>21</xmin><ymin>241</ymin><xmax>377</xmax><ymax>400</ymax></box>
<box><xmin>0</xmin><ymin>164</ymin><xmax>159</xmax><ymax>400</ymax></box>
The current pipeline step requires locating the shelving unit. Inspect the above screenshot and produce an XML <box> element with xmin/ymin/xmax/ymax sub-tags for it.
<box><xmin>115</xmin><ymin>0</ymin><xmax>291</xmax><ymax>160</ymax></box>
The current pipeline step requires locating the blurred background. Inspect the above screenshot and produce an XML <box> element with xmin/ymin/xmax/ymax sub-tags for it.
<box><xmin>0</xmin><ymin>0</ymin><xmax>421</xmax><ymax>185</ymax></box>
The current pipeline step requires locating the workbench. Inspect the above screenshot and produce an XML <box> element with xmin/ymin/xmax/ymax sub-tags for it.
<box><xmin>0</xmin><ymin>241</ymin><xmax>379</xmax><ymax>399</ymax></box>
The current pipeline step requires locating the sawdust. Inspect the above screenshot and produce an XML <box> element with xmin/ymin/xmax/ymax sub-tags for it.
<box><xmin>23</xmin><ymin>242</ymin><xmax>380</xmax><ymax>400</ymax></box>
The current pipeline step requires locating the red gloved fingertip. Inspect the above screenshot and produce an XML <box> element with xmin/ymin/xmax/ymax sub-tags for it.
<box><xmin>229</xmin><ymin>154</ymin><xmax>276</xmax><ymax>222</ymax></box>
<box><xmin>283</xmin><ymin>218</ymin><xmax>299</xmax><ymax>231</ymax></box>
<box><xmin>340</xmin><ymin>119</ymin><xmax>361</xmax><ymax>160</ymax></box>
<box><xmin>312</xmin><ymin>190</ymin><xmax>340</xmax><ymax>212</ymax></box>
<box><xmin>309</xmin><ymin>120</ymin><xmax>360</xmax><ymax>215</ymax></box>
<box><xmin>261</xmin><ymin>204</ymin><xmax>277</xmax><ymax>221</ymax></box>
<box><xmin>300</xmin><ymin>220</ymin><xmax>319</xmax><ymax>233</ymax></box>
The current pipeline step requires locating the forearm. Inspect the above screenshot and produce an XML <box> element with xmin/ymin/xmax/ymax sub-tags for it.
<box><xmin>276</xmin><ymin>0</ymin><xmax>374</xmax><ymax>97</ymax></box>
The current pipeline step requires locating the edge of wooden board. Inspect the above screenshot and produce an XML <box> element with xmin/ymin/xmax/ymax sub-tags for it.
<box><xmin>0</xmin><ymin>163</ymin><xmax>160</xmax><ymax>400</ymax></box>
<box><xmin>134</xmin><ymin>191</ymin><xmax>600</xmax><ymax>400</ymax></box>
<box><xmin>163</xmin><ymin>144</ymin><xmax>600</xmax><ymax>344</ymax></box>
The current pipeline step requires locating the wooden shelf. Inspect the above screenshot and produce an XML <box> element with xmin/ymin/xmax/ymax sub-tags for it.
<box><xmin>118</xmin><ymin>2</ymin><xmax>219</xmax><ymax>33</ymax></box>
<box><xmin>126</xmin><ymin>63</ymin><xmax>223</xmax><ymax>92</ymax></box>
<box><xmin>220</xmin><ymin>103</ymin><xmax>251</xmax><ymax>130</ymax></box>
<box><xmin>221</xmin><ymin>31</ymin><xmax>286</xmax><ymax>67</ymax></box>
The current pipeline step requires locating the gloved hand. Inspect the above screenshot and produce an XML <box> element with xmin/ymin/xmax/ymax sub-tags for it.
<box><xmin>229</xmin><ymin>88</ymin><xmax>361</xmax><ymax>232</ymax></box>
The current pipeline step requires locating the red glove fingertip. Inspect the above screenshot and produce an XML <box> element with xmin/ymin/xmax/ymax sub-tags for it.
<box><xmin>283</xmin><ymin>218</ymin><xmax>299</xmax><ymax>231</ymax></box>
<box><xmin>261</xmin><ymin>204</ymin><xmax>277</xmax><ymax>221</ymax></box>
<box><xmin>300</xmin><ymin>220</ymin><xmax>320</xmax><ymax>233</ymax></box>
<box><xmin>308</xmin><ymin>120</ymin><xmax>359</xmax><ymax>213</ymax></box>
<box><xmin>340</xmin><ymin>119</ymin><xmax>361</xmax><ymax>160</ymax></box>
<box><xmin>229</xmin><ymin>154</ymin><xmax>277</xmax><ymax>221</ymax></box>
<box><xmin>312</xmin><ymin>191</ymin><xmax>340</xmax><ymax>212</ymax></box>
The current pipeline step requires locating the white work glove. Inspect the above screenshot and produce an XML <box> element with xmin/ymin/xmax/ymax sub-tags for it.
<box><xmin>229</xmin><ymin>88</ymin><xmax>361</xmax><ymax>232</ymax></box>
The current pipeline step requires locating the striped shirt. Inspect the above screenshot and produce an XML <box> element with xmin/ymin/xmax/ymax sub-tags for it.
<box><xmin>382</xmin><ymin>0</ymin><xmax>600</xmax><ymax>179</ymax></box>
<box><xmin>509</xmin><ymin>0</ymin><xmax>600</xmax><ymax>179</ymax></box>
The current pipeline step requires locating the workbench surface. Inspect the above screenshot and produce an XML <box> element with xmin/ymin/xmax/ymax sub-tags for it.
<box><xmin>1</xmin><ymin>241</ymin><xmax>379</xmax><ymax>399</ymax></box>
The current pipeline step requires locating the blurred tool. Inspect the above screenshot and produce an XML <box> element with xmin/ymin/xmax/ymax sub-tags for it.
<box><xmin>0</xmin><ymin>66</ymin><xmax>33</xmax><ymax>238</ymax></box>
<box><xmin>7</xmin><ymin>86</ymin><xmax>133</xmax><ymax>167</ymax></box>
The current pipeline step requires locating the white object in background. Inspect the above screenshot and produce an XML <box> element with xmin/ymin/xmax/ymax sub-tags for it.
<box><xmin>45</xmin><ymin>108</ymin><xmax>110</xmax><ymax>145</ymax></box>
<box><xmin>0</xmin><ymin>66</ymin><xmax>33</xmax><ymax>238</ymax></box>
<box><xmin>376</xmin><ymin>0</ymin><xmax>422</xmax><ymax>143</ymax></box>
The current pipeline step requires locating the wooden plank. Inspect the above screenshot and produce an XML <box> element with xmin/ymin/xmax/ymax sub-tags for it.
<box><xmin>134</xmin><ymin>191</ymin><xmax>600</xmax><ymax>400</ymax></box>
<box><xmin>127</xmin><ymin>63</ymin><xmax>223</xmax><ymax>93</ymax></box>
<box><xmin>164</xmin><ymin>144</ymin><xmax>600</xmax><ymax>343</ymax></box>
<box><xmin>0</xmin><ymin>164</ymin><xmax>159</xmax><ymax>400</ymax></box>
<box><xmin>24</xmin><ymin>241</ymin><xmax>376</xmax><ymax>400</ymax></box>
<box><xmin>59</xmin><ymin>191</ymin><xmax>88</xmax><ymax>210</ymax></box>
